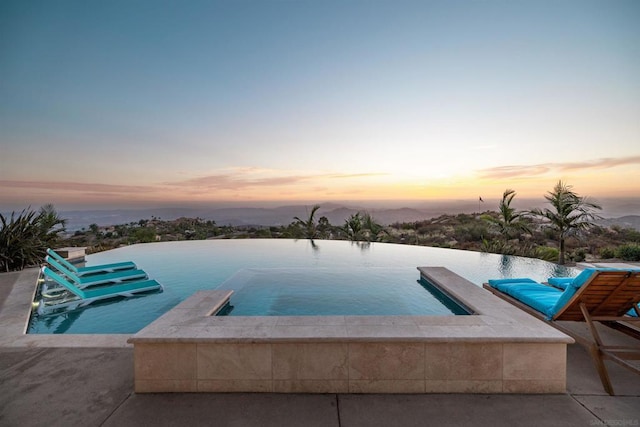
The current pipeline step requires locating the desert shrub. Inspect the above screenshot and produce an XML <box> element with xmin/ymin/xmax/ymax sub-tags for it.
<box><xmin>543</xmin><ymin>228</ymin><xmax>557</xmax><ymax>240</ymax></box>
<box><xmin>454</xmin><ymin>225</ymin><xmax>474</xmax><ymax>243</ymax></box>
<box><xmin>254</xmin><ymin>229</ymin><xmax>272</xmax><ymax>238</ymax></box>
<box><xmin>130</xmin><ymin>227</ymin><xmax>157</xmax><ymax>243</ymax></box>
<box><xmin>481</xmin><ymin>239</ymin><xmax>516</xmax><ymax>255</ymax></box>
<box><xmin>611</xmin><ymin>227</ymin><xmax>640</xmax><ymax>242</ymax></box>
<box><xmin>616</xmin><ymin>244</ymin><xmax>640</xmax><ymax>261</ymax></box>
<box><xmin>599</xmin><ymin>247</ymin><xmax>616</xmax><ymax>259</ymax></box>
<box><xmin>432</xmin><ymin>242</ymin><xmax>453</xmax><ymax>249</ymax></box>
<box><xmin>570</xmin><ymin>248</ymin><xmax>586</xmax><ymax>262</ymax></box>
<box><xmin>535</xmin><ymin>246</ymin><xmax>559</xmax><ymax>262</ymax></box>
<box><xmin>417</xmin><ymin>226</ymin><xmax>433</xmax><ymax>236</ymax></box>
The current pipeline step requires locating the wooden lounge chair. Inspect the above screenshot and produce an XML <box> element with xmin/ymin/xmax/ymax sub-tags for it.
<box><xmin>484</xmin><ymin>268</ymin><xmax>640</xmax><ymax>395</ymax></box>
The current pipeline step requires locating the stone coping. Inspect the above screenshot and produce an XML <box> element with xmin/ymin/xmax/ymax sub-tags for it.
<box><xmin>576</xmin><ymin>261</ymin><xmax>640</xmax><ymax>270</ymax></box>
<box><xmin>128</xmin><ymin>267</ymin><xmax>573</xmax><ymax>345</ymax></box>
<box><xmin>53</xmin><ymin>246</ymin><xmax>87</xmax><ymax>262</ymax></box>
<box><xmin>0</xmin><ymin>268</ymin><xmax>131</xmax><ymax>348</ymax></box>
<box><xmin>1</xmin><ymin>266</ymin><xmax>573</xmax><ymax>348</ymax></box>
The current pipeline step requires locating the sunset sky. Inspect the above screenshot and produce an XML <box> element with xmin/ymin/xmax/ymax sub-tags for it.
<box><xmin>1</xmin><ymin>0</ymin><xmax>639</xmax><ymax>210</ymax></box>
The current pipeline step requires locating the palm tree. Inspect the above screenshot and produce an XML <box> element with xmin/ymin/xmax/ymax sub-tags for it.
<box><xmin>316</xmin><ymin>216</ymin><xmax>333</xmax><ymax>239</ymax></box>
<box><xmin>482</xmin><ymin>189</ymin><xmax>531</xmax><ymax>243</ymax></box>
<box><xmin>343</xmin><ymin>212</ymin><xmax>364</xmax><ymax>241</ymax></box>
<box><xmin>530</xmin><ymin>181</ymin><xmax>602</xmax><ymax>265</ymax></box>
<box><xmin>293</xmin><ymin>205</ymin><xmax>321</xmax><ymax>239</ymax></box>
<box><xmin>342</xmin><ymin>211</ymin><xmax>386</xmax><ymax>242</ymax></box>
<box><xmin>362</xmin><ymin>212</ymin><xmax>386</xmax><ymax>242</ymax></box>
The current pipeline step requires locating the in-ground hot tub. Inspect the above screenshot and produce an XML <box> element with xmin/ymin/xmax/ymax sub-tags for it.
<box><xmin>128</xmin><ymin>267</ymin><xmax>572</xmax><ymax>394</ymax></box>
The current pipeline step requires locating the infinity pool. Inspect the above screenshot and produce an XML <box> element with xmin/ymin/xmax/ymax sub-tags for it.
<box><xmin>27</xmin><ymin>239</ymin><xmax>577</xmax><ymax>334</ymax></box>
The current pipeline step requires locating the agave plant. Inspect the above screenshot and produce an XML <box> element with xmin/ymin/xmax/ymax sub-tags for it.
<box><xmin>0</xmin><ymin>205</ymin><xmax>66</xmax><ymax>272</ymax></box>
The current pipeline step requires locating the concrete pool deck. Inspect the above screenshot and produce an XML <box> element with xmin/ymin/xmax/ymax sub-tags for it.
<box><xmin>1</xmin><ymin>268</ymin><xmax>640</xmax><ymax>426</ymax></box>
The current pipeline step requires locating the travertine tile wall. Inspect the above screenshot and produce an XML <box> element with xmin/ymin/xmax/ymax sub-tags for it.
<box><xmin>130</xmin><ymin>269</ymin><xmax>572</xmax><ymax>394</ymax></box>
<box><xmin>133</xmin><ymin>341</ymin><xmax>566</xmax><ymax>394</ymax></box>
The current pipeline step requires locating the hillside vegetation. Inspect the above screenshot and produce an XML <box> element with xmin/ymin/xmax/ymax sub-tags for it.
<box><xmin>65</xmin><ymin>208</ymin><xmax>640</xmax><ymax>266</ymax></box>
<box><xmin>3</xmin><ymin>183</ymin><xmax>640</xmax><ymax>271</ymax></box>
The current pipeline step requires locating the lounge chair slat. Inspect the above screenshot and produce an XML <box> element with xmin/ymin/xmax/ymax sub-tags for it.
<box><xmin>592</xmin><ymin>274</ymin><xmax>633</xmax><ymax>313</ymax></box>
<box><xmin>46</xmin><ymin>248</ymin><xmax>137</xmax><ymax>276</ymax></box>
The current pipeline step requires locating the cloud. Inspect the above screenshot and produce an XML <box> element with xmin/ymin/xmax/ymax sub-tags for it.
<box><xmin>165</xmin><ymin>174</ymin><xmax>310</xmax><ymax>191</ymax></box>
<box><xmin>557</xmin><ymin>156</ymin><xmax>640</xmax><ymax>172</ymax></box>
<box><xmin>165</xmin><ymin>170</ymin><xmax>389</xmax><ymax>191</ymax></box>
<box><xmin>0</xmin><ymin>180</ymin><xmax>157</xmax><ymax>194</ymax></box>
<box><xmin>477</xmin><ymin>156</ymin><xmax>640</xmax><ymax>180</ymax></box>
<box><xmin>477</xmin><ymin>165</ymin><xmax>552</xmax><ymax>179</ymax></box>
<box><xmin>327</xmin><ymin>173</ymin><xmax>390</xmax><ymax>179</ymax></box>
<box><xmin>0</xmin><ymin>169</ymin><xmax>389</xmax><ymax>202</ymax></box>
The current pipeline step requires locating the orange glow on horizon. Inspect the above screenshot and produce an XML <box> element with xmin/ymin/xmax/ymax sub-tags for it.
<box><xmin>1</xmin><ymin>167</ymin><xmax>638</xmax><ymax>211</ymax></box>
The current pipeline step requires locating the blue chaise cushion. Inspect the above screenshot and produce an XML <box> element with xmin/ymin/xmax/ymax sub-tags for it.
<box><xmin>487</xmin><ymin>276</ymin><xmax>582</xmax><ymax>319</ymax></box>
<box><xmin>487</xmin><ymin>278</ymin><xmax>563</xmax><ymax>317</ymax></box>
<box><xmin>547</xmin><ymin>277</ymin><xmax>574</xmax><ymax>290</ymax></box>
<box><xmin>534</xmin><ymin>270</ymin><xmax>598</xmax><ymax>318</ymax></box>
<box><xmin>546</xmin><ymin>268</ymin><xmax>598</xmax><ymax>290</ymax></box>
<box><xmin>498</xmin><ymin>282</ymin><xmax>564</xmax><ymax>318</ymax></box>
<box><xmin>488</xmin><ymin>278</ymin><xmax>538</xmax><ymax>292</ymax></box>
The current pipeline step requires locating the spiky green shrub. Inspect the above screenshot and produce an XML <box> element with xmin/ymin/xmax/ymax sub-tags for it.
<box><xmin>534</xmin><ymin>246</ymin><xmax>559</xmax><ymax>262</ymax></box>
<box><xmin>0</xmin><ymin>205</ymin><xmax>66</xmax><ymax>272</ymax></box>
<box><xmin>480</xmin><ymin>239</ymin><xmax>516</xmax><ymax>255</ymax></box>
<box><xmin>616</xmin><ymin>244</ymin><xmax>640</xmax><ymax>261</ymax></box>
<box><xmin>599</xmin><ymin>247</ymin><xmax>616</xmax><ymax>259</ymax></box>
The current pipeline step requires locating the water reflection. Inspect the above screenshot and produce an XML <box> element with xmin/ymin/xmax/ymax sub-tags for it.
<box><xmin>33</xmin><ymin>304</ymin><xmax>85</xmax><ymax>334</ymax></box>
<box><xmin>352</xmin><ymin>241</ymin><xmax>371</xmax><ymax>251</ymax></box>
<box><xmin>418</xmin><ymin>278</ymin><xmax>470</xmax><ymax>315</ymax></box>
<box><xmin>32</xmin><ymin>311</ymin><xmax>73</xmax><ymax>334</ymax></box>
<box><xmin>30</xmin><ymin>293</ymin><xmax>178</xmax><ymax>334</ymax></box>
<box><xmin>550</xmin><ymin>263</ymin><xmax>577</xmax><ymax>278</ymax></box>
<box><xmin>499</xmin><ymin>255</ymin><xmax>514</xmax><ymax>277</ymax></box>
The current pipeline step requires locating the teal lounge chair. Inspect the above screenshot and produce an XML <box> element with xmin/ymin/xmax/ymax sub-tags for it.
<box><xmin>38</xmin><ymin>267</ymin><xmax>163</xmax><ymax>314</ymax></box>
<box><xmin>484</xmin><ymin>268</ymin><xmax>640</xmax><ymax>395</ymax></box>
<box><xmin>45</xmin><ymin>255</ymin><xmax>148</xmax><ymax>289</ymax></box>
<box><xmin>47</xmin><ymin>248</ymin><xmax>136</xmax><ymax>276</ymax></box>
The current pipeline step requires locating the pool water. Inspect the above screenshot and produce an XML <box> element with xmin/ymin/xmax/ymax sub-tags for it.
<box><xmin>27</xmin><ymin>239</ymin><xmax>577</xmax><ymax>334</ymax></box>
<box><xmin>216</xmin><ymin>268</ymin><xmax>469</xmax><ymax>316</ymax></box>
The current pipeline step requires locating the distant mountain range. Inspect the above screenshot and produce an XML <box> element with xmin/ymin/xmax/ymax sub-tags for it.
<box><xmin>59</xmin><ymin>205</ymin><xmax>436</xmax><ymax>231</ymax></box>
<box><xmin>52</xmin><ymin>200</ymin><xmax>640</xmax><ymax>232</ymax></box>
<box><xmin>596</xmin><ymin>216</ymin><xmax>640</xmax><ymax>231</ymax></box>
